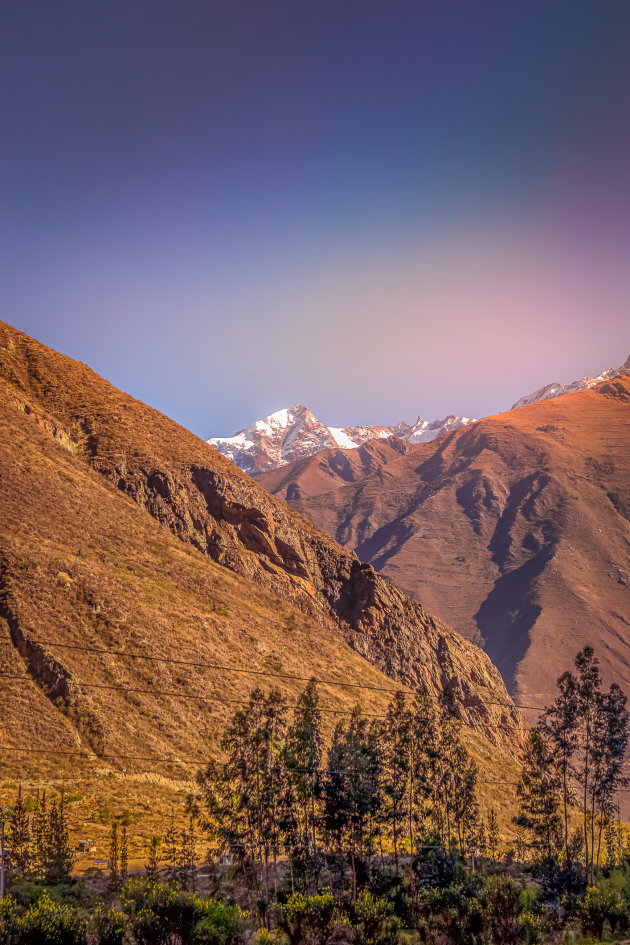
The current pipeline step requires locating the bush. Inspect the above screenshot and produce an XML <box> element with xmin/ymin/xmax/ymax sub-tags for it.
<box><xmin>15</xmin><ymin>892</ymin><xmax>87</xmax><ymax>945</ymax></box>
<box><xmin>91</xmin><ymin>903</ymin><xmax>128</xmax><ymax>945</ymax></box>
<box><xmin>192</xmin><ymin>900</ymin><xmax>245</xmax><ymax>944</ymax></box>
<box><xmin>580</xmin><ymin>873</ymin><xmax>629</xmax><ymax>939</ymax></box>
<box><xmin>121</xmin><ymin>877</ymin><xmax>242</xmax><ymax>945</ymax></box>
<box><xmin>276</xmin><ymin>891</ymin><xmax>339</xmax><ymax>945</ymax></box>
<box><xmin>0</xmin><ymin>895</ymin><xmax>20</xmax><ymax>944</ymax></box>
<box><xmin>353</xmin><ymin>890</ymin><xmax>402</xmax><ymax>945</ymax></box>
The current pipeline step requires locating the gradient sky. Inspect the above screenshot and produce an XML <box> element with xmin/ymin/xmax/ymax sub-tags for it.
<box><xmin>1</xmin><ymin>1</ymin><xmax>629</xmax><ymax>437</ymax></box>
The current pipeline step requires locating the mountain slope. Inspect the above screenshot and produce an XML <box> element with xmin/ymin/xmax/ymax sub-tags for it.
<box><xmin>0</xmin><ymin>320</ymin><xmax>522</xmax><ymax>776</ymax></box>
<box><xmin>208</xmin><ymin>404</ymin><xmax>474</xmax><ymax>475</ymax></box>
<box><xmin>260</xmin><ymin>378</ymin><xmax>630</xmax><ymax>713</ymax></box>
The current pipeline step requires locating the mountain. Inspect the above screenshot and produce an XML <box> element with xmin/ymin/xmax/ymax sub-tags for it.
<box><xmin>0</xmin><ymin>320</ymin><xmax>523</xmax><ymax>805</ymax></box>
<box><xmin>511</xmin><ymin>354</ymin><xmax>630</xmax><ymax>409</ymax></box>
<box><xmin>208</xmin><ymin>405</ymin><xmax>474</xmax><ymax>475</ymax></box>
<box><xmin>210</xmin><ymin>355</ymin><xmax>630</xmax><ymax>478</ymax></box>
<box><xmin>258</xmin><ymin>377</ymin><xmax>630</xmax><ymax>716</ymax></box>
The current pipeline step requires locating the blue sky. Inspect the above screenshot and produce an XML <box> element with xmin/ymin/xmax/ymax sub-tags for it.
<box><xmin>1</xmin><ymin>1</ymin><xmax>629</xmax><ymax>436</ymax></box>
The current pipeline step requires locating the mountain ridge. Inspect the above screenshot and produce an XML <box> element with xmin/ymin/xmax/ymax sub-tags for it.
<box><xmin>208</xmin><ymin>404</ymin><xmax>474</xmax><ymax>475</ymax></box>
<box><xmin>208</xmin><ymin>354</ymin><xmax>629</xmax><ymax>475</ymax></box>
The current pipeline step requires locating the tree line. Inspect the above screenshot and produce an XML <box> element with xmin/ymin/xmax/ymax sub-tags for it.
<box><xmin>196</xmin><ymin>679</ymin><xmax>483</xmax><ymax>902</ymax></box>
<box><xmin>1</xmin><ymin>786</ymin><xmax>74</xmax><ymax>884</ymax></box>
<box><xmin>517</xmin><ymin>645</ymin><xmax>629</xmax><ymax>879</ymax></box>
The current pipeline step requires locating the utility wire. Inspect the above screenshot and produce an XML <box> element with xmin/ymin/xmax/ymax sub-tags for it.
<box><xmin>0</xmin><ymin>674</ymin><xmax>387</xmax><ymax>718</ymax></box>
<box><xmin>25</xmin><ymin>640</ymin><xmax>402</xmax><ymax>693</ymax></box>
<box><xmin>10</xmin><ymin>638</ymin><xmax>536</xmax><ymax>711</ymax></box>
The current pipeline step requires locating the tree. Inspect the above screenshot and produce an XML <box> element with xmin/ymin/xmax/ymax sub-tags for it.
<box><xmin>323</xmin><ymin>708</ymin><xmax>381</xmax><ymax>900</ymax></box>
<box><xmin>120</xmin><ymin>824</ymin><xmax>129</xmax><ymax>886</ymax></box>
<box><xmin>283</xmin><ymin>679</ymin><xmax>323</xmax><ymax>871</ymax></box>
<box><xmin>46</xmin><ymin>793</ymin><xmax>74</xmax><ymax>884</ymax></box>
<box><xmin>7</xmin><ymin>785</ymin><xmax>31</xmax><ymax>875</ymax></box>
<box><xmin>487</xmin><ymin>809</ymin><xmax>500</xmax><ymax>860</ymax></box>
<box><xmin>517</xmin><ymin>729</ymin><xmax>562</xmax><ymax>861</ymax></box>
<box><xmin>197</xmin><ymin>687</ymin><xmax>288</xmax><ymax>899</ymax></box>
<box><xmin>163</xmin><ymin>808</ymin><xmax>179</xmax><ymax>884</ymax></box>
<box><xmin>407</xmin><ymin>691</ymin><xmax>438</xmax><ymax>855</ymax></box>
<box><xmin>31</xmin><ymin>790</ymin><xmax>47</xmax><ymax>877</ymax></box>
<box><xmin>146</xmin><ymin>836</ymin><xmax>161</xmax><ymax>880</ymax></box>
<box><xmin>575</xmin><ymin>645</ymin><xmax>601</xmax><ymax>878</ymax></box>
<box><xmin>108</xmin><ymin>821</ymin><xmax>119</xmax><ymax>891</ymax></box>
<box><xmin>541</xmin><ymin>670</ymin><xmax>579</xmax><ymax>863</ymax></box>
<box><xmin>541</xmin><ymin>647</ymin><xmax>630</xmax><ymax>878</ymax></box>
<box><xmin>380</xmin><ymin>691</ymin><xmax>411</xmax><ymax>873</ymax></box>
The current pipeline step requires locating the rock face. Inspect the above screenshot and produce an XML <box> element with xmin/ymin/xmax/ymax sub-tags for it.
<box><xmin>259</xmin><ymin>377</ymin><xmax>630</xmax><ymax>716</ymax></box>
<box><xmin>0</xmin><ymin>320</ymin><xmax>522</xmax><ymax>753</ymax></box>
<box><xmin>208</xmin><ymin>405</ymin><xmax>474</xmax><ymax>475</ymax></box>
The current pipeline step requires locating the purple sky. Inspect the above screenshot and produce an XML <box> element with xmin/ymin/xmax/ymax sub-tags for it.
<box><xmin>1</xmin><ymin>1</ymin><xmax>629</xmax><ymax>436</ymax></box>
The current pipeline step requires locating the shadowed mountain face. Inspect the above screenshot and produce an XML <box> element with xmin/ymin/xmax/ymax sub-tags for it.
<box><xmin>259</xmin><ymin>378</ymin><xmax>630</xmax><ymax>713</ymax></box>
<box><xmin>0</xmin><ymin>321</ymin><xmax>523</xmax><ymax>782</ymax></box>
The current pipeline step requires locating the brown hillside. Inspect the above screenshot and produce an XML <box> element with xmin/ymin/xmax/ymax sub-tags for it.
<box><xmin>260</xmin><ymin>436</ymin><xmax>414</xmax><ymax>501</ymax></box>
<box><xmin>260</xmin><ymin>378</ymin><xmax>630</xmax><ymax>714</ymax></box>
<box><xmin>0</xmin><ymin>320</ymin><xmax>522</xmax><ymax>791</ymax></box>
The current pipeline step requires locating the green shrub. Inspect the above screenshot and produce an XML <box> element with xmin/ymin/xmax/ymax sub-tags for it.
<box><xmin>580</xmin><ymin>873</ymin><xmax>629</xmax><ymax>939</ymax></box>
<box><xmin>15</xmin><ymin>892</ymin><xmax>87</xmax><ymax>945</ymax></box>
<box><xmin>121</xmin><ymin>877</ymin><xmax>231</xmax><ymax>945</ymax></box>
<box><xmin>91</xmin><ymin>903</ymin><xmax>128</xmax><ymax>945</ymax></box>
<box><xmin>192</xmin><ymin>899</ymin><xmax>245</xmax><ymax>944</ymax></box>
<box><xmin>276</xmin><ymin>890</ymin><xmax>339</xmax><ymax>945</ymax></box>
<box><xmin>353</xmin><ymin>890</ymin><xmax>402</xmax><ymax>945</ymax></box>
<box><xmin>0</xmin><ymin>895</ymin><xmax>20</xmax><ymax>944</ymax></box>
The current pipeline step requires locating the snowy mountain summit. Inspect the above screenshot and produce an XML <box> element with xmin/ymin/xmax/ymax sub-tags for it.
<box><xmin>209</xmin><ymin>352</ymin><xmax>629</xmax><ymax>476</ymax></box>
<box><xmin>208</xmin><ymin>405</ymin><xmax>475</xmax><ymax>475</ymax></box>
<box><xmin>511</xmin><ymin>354</ymin><xmax>630</xmax><ymax>409</ymax></box>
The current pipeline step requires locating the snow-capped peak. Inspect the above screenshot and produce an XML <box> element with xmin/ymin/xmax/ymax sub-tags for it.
<box><xmin>511</xmin><ymin>354</ymin><xmax>630</xmax><ymax>410</ymax></box>
<box><xmin>208</xmin><ymin>406</ymin><xmax>474</xmax><ymax>475</ymax></box>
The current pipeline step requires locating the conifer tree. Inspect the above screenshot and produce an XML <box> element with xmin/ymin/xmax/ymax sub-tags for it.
<box><xmin>517</xmin><ymin>729</ymin><xmax>562</xmax><ymax>861</ymax></box>
<box><xmin>487</xmin><ymin>808</ymin><xmax>500</xmax><ymax>860</ymax></box>
<box><xmin>108</xmin><ymin>820</ymin><xmax>119</xmax><ymax>891</ymax></box>
<box><xmin>119</xmin><ymin>824</ymin><xmax>128</xmax><ymax>886</ymax></box>
<box><xmin>146</xmin><ymin>836</ymin><xmax>161</xmax><ymax>879</ymax></box>
<box><xmin>7</xmin><ymin>785</ymin><xmax>31</xmax><ymax>875</ymax></box>
<box><xmin>32</xmin><ymin>790</ymin><xmax>47</xmax><ymax>878</ymax></box>
<box><xmin>46</xmin><ymin>792</ymin><xmax>74</xmax><ymax>884</ymax></box>
<box><xmin>163</xmin><ymin>808</ymin><xmax>179</xmax><ymax>884</ymax></box>
<box><xmin>514</xmin><ymin>824</ymin><xmax>527</xmax><ymax>864</ymax></box>
<box><xmin>381</xmin><ymin>691</ymin><xmax>411</xmax><ymax>874</ymax></box>
<box><xmin>477</xmin><ymin>818</ymin><xmax>487</xmax><ymax>858</ymax></box>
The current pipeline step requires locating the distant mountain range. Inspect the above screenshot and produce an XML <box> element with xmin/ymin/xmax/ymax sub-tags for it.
<box><xmin>257</xmin><ymin>371</ymin><xmax>630</xmax><ymax>717</ymax></box>
<box><xmin>209</xmin><ymin>355</ymin><xmax>630</xmax><ymax>476</ymax></box>
<box><xmin>511</xmin><ymin>354</ymin><xmax>630</xmax><ymax>409</ymax></box>
<box><xmin>208</xmin><ymin>406</ymin><xmax>474</xmax><ymax>476</ymax></box>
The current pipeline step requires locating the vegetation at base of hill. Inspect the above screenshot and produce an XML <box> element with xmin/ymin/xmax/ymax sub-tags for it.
<box><xmin>1</xmin><ymin>647</ymin><xmax>629</xmax><ymax>944</ymax></box>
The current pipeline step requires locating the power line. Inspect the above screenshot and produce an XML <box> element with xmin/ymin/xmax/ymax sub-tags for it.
<box><xmin>11</xmin><ymin>638</ymin><xmax>536</xmax><ymax>711</ymax></box>
<box><xmin>25</xmin><ymin>639</ymin><xmax>403</xmax><ymax>694</ymax></box>
<box><xmin>0</xmin><ymin>668</ymin><xmax>543</xmax><ymax>717</ymax></box>
<box><xmin>0</xmin><ymin>674</ymin><xmax>387</xmax><ymax>718</ymax></box>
